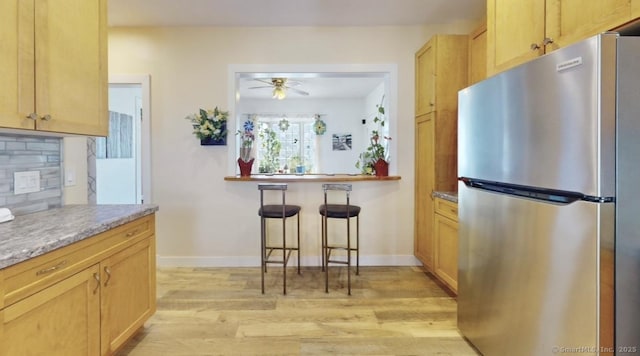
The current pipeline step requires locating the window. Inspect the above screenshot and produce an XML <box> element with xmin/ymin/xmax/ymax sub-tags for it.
<box><xmin>255</xmin><ymin>115</ymin><xmax>316</xmax><ymax>173</ymax></box>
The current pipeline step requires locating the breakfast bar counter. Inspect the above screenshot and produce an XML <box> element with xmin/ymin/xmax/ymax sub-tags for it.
<box><xmin>224</xmin><ymin>174</ymin><xmax>401</xmax><ymax>182</ymax></box>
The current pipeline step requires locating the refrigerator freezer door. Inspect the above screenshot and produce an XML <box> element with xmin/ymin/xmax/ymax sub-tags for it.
<box><xmin>458</xmin><ymin>182</ymin><xmax>613</xmax><ymax>355</ymax></box>
<box><xmin>458</xmin><ymin>33</ymin><xmax>617</xmax><ymax>198</ymax></box>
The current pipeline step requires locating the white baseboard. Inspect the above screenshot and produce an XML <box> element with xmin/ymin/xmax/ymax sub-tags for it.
<box><xmin>156</xmin><ymin>255</ymin><xmax>421</xmax><ymax>268</ymax></box>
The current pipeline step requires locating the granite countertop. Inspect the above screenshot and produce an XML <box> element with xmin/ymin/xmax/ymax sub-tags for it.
<box><xmin>432</xmin><ymin>191</ymin><xmax>458</xmax><ymax>203</ymax></box>
<box><xmin>0</xmin><ymin>204</ymin><xmax>159</xmax><ymax>270</ymax></box>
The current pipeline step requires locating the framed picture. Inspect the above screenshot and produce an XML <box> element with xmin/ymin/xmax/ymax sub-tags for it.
<box><xmin>332</xmin><ymin>133</ymin><xmax>352</xmax><ymax>151</ymax></box>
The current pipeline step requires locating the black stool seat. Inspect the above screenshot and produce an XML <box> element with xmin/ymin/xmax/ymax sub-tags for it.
<box><xmin>319</xmin><ymin>204</ymin><xmax>361</xmax><ymax>219</ymax></box>
<box><xmin>259</xmin><ymin>205</ymin><xmax>301</xmax><ymax>218</ymax></box>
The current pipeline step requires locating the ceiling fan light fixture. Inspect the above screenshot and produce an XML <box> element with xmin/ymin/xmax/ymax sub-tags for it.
<box><xmin>272</xmin><ymin>86</ymin><xmax>286</xmax><ymax>100</ymax></box>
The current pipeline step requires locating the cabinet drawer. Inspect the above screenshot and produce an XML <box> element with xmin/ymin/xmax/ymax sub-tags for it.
<box><xmin>435</xmin><ymin>198</ymin><xmax>458</xmax><ymax>221</ymax></box>
<box><xmin>2</xmin><ymin>215</ymin><xmax>154</xmax><ymax>307</ymax></box>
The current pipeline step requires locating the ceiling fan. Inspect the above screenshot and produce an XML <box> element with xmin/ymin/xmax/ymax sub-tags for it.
<box><xmin>248</xmin><ymin>78</ymin><xmax>310</xmax><ymax>100</ymax></box>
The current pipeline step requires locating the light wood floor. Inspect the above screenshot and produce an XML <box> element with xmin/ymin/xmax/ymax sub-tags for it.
<box><xmin>116</xmin><ymin>266</ymin><xmax>479</xmax><ymax>355</ymax></box>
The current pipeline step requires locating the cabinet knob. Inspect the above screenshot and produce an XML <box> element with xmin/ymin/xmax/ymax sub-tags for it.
<box><xmin>26</xmin><ymin>113</ymin><xmax>38</xmax><ymax>120</ymax></box>
<box><xmin>41</xmin><ymin>114</ymin><xmax>52</xmax><ymax>121</ymax></box>
<box><xmin>530</xmin><ymin>43</ymin><xmax>541</xmax><ymax>50</ymax></box>
<box><xmin>543</xmin><ymin>37</ymin><xmax>554</xmax><ymax>46</ymax></box>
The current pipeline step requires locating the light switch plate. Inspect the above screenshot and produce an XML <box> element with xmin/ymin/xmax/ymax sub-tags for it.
<box><xmin>14</xmin><ymin>171</ymin><xmax>40</xmax><ymax>195</ymax></box>
<box><xmin>64</xmin><ymin>167</ymin><xmax>76</xmax><ymax>187</ymax></box>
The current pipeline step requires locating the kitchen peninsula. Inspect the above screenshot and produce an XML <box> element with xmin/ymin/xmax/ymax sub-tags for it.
<box><xmin>0</xmin><ymin>204</ymin><xmax>158</xmax><ymax>355</ymax></box>
<box><xmin>224</xmin><ymin>173</ymin><xmax>401</xmax><ymax>182</ymax></box>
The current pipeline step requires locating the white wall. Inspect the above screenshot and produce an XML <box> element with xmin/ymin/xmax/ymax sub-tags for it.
<box><xmin>63</xmin><ymin>137</ymin><xmax>88</xmax><ymax>205</ymax></box>
<box><xmin>106</xmin><ymin>22</ymin><xmax>475</xmax><ymax>266</ymax></box>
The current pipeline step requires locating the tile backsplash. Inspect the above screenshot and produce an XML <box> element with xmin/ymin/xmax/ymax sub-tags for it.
<box><xmin>0</xmin><ymin>134</ymin><xmax>63</xmax><ymax>216</ymax></box>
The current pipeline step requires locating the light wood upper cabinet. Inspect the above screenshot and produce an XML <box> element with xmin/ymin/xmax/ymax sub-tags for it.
<box><xmin>0</xmin><ymin>0</ymin><xmax>108</xmax><ymax>136</ymax></box>
<box><xmin>415</xmin><ymin>43</ymin><xmax>435</xmax><ymax>116</ymax></box>
<box><xmin>468</xmin><ymin>22</ymin><xmax>487</xmax><ymax>86</ymax></box>
<box><xmin>0</xmin><ymin>0</ymin><xmax>35</xmax><ymax>131</ymax></box>
<box><xmin>547</xmin><ymin>0</ymin><xmax>638</xmax><ymax>48</ymax></box>
<box><xmin>488</xmin><ymin>0</ymin><xmax>640</xmax><ymax>75</ymax></box>
<box><xmin>415</xmin><ymin>35</ymin><xmax>468</xmax><ymax>116</ymax></box>
<box><xmin>487</xmin><ymin>0</ymin><xmax>545</xmax><ymax>75</ymax></box>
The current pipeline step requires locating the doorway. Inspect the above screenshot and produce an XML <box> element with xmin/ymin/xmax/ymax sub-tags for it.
<box><xmin>95</xmin><ymin>75</ymin><xmax>151</xmax><ymax>204</ymax></box>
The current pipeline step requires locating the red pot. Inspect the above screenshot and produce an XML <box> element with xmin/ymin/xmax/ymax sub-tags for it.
<box><xmin>373</xmin><ymin>159</ymin><xmax>389</xmax><ymax>177</ymax></box>
<box><xmin>238</xmin><ymin>158</ymin><xmax>254</xmax><ymax>177</ymax></box>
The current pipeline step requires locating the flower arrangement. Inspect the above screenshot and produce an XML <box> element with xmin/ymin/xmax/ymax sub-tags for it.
<box><xmin>356</xmin><ymin>95</ymin><xmax>391</xmax><ymax>176</ymax></box>
<box><xmin>237</xmin><ymin>116</ymin><xmax>256</xmax><ymax>162</ymax></box>
<box><xmin>186</xmin><ymin>107</ymin><xmax>229</xmax><ymax>142</ymax></box>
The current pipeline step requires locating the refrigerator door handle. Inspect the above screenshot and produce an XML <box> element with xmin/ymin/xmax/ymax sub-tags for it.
<box><xmin>459</xmin><ymin>177</ymin><xmax>585</xmax><ymax>205</ymax></box>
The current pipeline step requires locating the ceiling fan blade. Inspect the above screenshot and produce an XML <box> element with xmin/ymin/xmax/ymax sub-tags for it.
<box><xmin>253</xmin><ymin>78</ymin><xmax>273</xmax><ymax>85</ymax></box>
<box><xmin>247</xmin><ymin>85</ymin><xmax>272</xmax><ymax>89</ymax></box>
<box><xmin>288</xmin><ymin>87</ymin><xmax>309</xmax><ymax>96</ymax></box>
<box><xmin>285</xmin><ymin>81</ymin><xmax>302</xmax><ymax>87</ymax></box>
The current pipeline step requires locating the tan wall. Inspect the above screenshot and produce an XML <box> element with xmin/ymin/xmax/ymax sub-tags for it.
<box><xmin>105</xmin><ymin>22</ymin><xmax>474</xmax><ymax>266</ymax></box>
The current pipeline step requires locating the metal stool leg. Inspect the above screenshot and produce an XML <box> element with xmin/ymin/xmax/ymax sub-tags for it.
<box><xmin>324</xmin><ymin>214</ymin><xmax>329</xmax><ymax>293</ymax></box>
<box><xmin>297</xmin><ymin>213</ymin><xmax>301</xmax><ymax>274</ymax></box>
<box><xmin>356</xmin><ymin>215</ymin><xmax>360</xmax><ymax>276</ymax></box>
<box><xmin>347</xmin><ymin>213</ymin><xmax>351</xmax><ymax>296</ymax></box>
<box><xmin>261</xmin><ymin>215</ymin><xmax>266</xmax><ymax>294</ymax></box>
<box><xmin>283</xmin><ymin>216</ymin><xmax>287</xmax><ymax>295</ymax></box>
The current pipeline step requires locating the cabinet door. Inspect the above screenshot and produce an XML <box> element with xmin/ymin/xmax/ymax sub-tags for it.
<box><xmin>546</xmin><ymin>0</ymin><xmax>637</xmax><ymax>48</ymax></box>
<box><xmin>487</xmin><ymin>0</ymin><xmax>545</xmax><ymax>75</ymax></box>
<box><xmin>468</xmin><ymin>23</ymin><xmax>487</xmax><ymax>86</ymax></box>
<box><xmin>0</xmin><ymin>0</ymin><xmax>36</xmax><ymax>130</ymax></box>
<box><xmin>0</xmin><ymin>265</ymin><xmax>100</xmax><ymax>356</ymax></box>
<box><xmin>34</xmin><ymin>0</ymin><xmax>108</xmax><ymax>136</ymax></box>
<box><xmin>100</xmin><ymin>237</ymin><xmax>156</xmax><ymax>355</ymax></box>
<box><xmin>415</xmin><ymin>40</ymin><xmax>436</xmax><ymax>116</ymax></box>
<box><xmin>434</xmin><ymin>213</ymin><xmax>458</xmax><ymax>293</ymax></box>
<box><xmin>415</xmin><ymin>113</ymin><xmax>435</xmax><ymax>269</ymax></box>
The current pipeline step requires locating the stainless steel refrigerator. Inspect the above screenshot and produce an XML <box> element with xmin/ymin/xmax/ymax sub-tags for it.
<box><xmin>458</xmin><ymin>33</ymin><xmax>640</xmax><ymax>355</ymax></box>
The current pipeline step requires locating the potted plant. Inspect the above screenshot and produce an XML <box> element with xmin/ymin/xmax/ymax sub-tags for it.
<box><xmin>289</xmin><ymin>155</ymin><xmax>306</xmax><ymax>174</ymax></box>
<box><xmin>236</xmin><ymin>116</ymin><xmax>256</xmax><ymax>176</ymax></box>
<box><xmin>258</xmin><ymin>125</ymin><xmax>281</xmax><ymax>173</ymax></box>
<box><xmin>185</xmin><ymin>107</ymin><xmax>229</xmax><ymax>145</ymax></box>
<box><xmin>356</xmin><ymin>95</ymin><xmax>391</xmax><ymax>176</ymax></box>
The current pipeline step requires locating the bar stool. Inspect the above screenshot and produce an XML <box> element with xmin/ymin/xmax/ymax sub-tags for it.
<box><xmin>258</xmin><ymin>183</ymin><xmax>301</xmax><ymax>295</ymax></box>
<box><xmin>319</xmin><ymin>183</ymin><xmax>361</xmax><ymax>295</ymax></box>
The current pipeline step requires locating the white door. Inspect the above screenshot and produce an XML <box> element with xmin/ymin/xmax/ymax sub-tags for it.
<box><xmin>96</xmin><ymin>76</ymin><xmax>151</xmax><ymax>204</ymax></box>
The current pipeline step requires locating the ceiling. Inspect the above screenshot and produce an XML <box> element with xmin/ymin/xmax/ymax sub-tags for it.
<box><xmin>108</xmin><ymin>0</ymin><xmax>484</xmax><ymax>99</ymax></box>
<box><xmin>108</xmin><ymin>0</ymin><xmax>484</xmax><ymax>27</ymax></box>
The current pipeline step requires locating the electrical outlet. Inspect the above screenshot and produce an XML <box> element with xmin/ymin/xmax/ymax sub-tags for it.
<box><xmin>14</xmin><ymin>171</ymin><xmax>41</xmax><ymax>195</ymax></box>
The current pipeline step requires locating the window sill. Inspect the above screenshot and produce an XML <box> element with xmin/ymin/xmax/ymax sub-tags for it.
<box><xmin>224</xmin><ymin>174</ymin><xmax>401</xmax><ymax>182</ymax></box>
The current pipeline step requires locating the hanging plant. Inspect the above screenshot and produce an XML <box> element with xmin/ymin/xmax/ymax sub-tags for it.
<box><xmin>313</xmin><ymin>114</ymin><xmax>326</xmax><ymax>135</ymax></box>
<box><xmin>278</xmin><ymin>118</ymin><xmax>290</xmax><ymax>132</ymax></box>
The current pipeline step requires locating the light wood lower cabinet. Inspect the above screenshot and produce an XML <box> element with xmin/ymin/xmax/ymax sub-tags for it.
<box><xmin>101</xmin><ymin>238</ymin><xmax>156</xmax><ymax>355</ymax></box>
<box><xmin>0</xmin><ymin>214</ymin><xmax>156</xmax><ymax>356</ymax></box>
<box><xmin>433</xmin><ymin>198</ymin><xmax>458</xmax><ymax>294</ymax></box>
<box><xmin>1</xmin><ymin>265</ymin><xmax>101</xmax><ymax>356</ymax></box>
